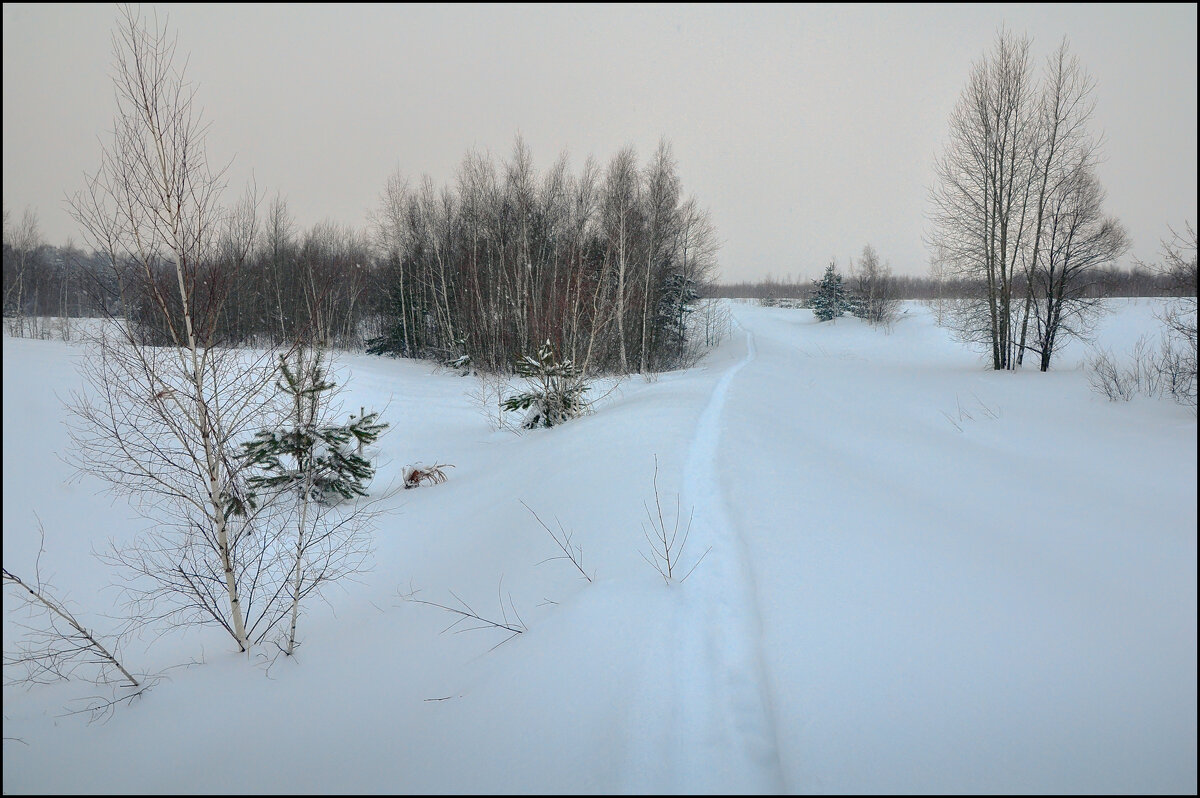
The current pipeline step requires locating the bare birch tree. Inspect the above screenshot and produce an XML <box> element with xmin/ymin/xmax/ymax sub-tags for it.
<box><xmin>262</xmin><ymin>193</ymin><xmax>298</xmax><ymax>342</ymax></box>
<box><xmin>370</xmin><ymin>171</ymin><xmax>413</xmax><ymax>355</ymax></box>
<box><xmin>66</xmin><ymin>5</ymin><xmax>279</xmax><ymax>653</ymax></box>
<box><xmin>849</xmin><ymin>244</ymin><xmax>900</xmax><ymax>327</ymax></box>
<box><xmin>1027</xmin><ymin>163</ymin><xmax>1128</xmax><ymax>370</ymax></box>
<box><xmin>1015</xmin><ymin>39</ymin><xmax>1097</xmax><ymax>363</ymax></box>
<box><xmin>930</xmin><ymin>30</ymin><xmax>1125</xmax><ymax>371</ymax></box>
<box><xmin>603</xmin><ymin>146</ymin><xmax>641</xmax><ymax>373</ymax></box>
<box><xmin>929</xmin><ymin>29</ymin><xmax>1039</xmax><ymax>369</ymax></box>
<box><xmin>2</xmin><ymin>208</ymin><xmax>43</xmax><ymax>336</ymax></box>
<box><xmin>1012</xmin><ymin>39</ymin><xmax>1127</xmax><ymax>370</ymax></box>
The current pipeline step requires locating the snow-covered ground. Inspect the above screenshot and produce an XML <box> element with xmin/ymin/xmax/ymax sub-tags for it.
<box><xmin>3</xmin><ymin>299</ymin><xmax>1196</xmax><ymax>794</ymax></box>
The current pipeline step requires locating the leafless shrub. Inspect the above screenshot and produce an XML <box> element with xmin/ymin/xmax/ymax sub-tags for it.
<box><xmin>639</xmin><ymin>457</ymin><xmax>710</xmax><ymax>585</ymax></box>
<box><xmin>400</xmin><ymin>582</ymin><xmax>526</xmax><ymax>649</ymax></box>
<box><xmin>849</xmin><ymin>245</ymin><xmax>901</xmax><ymax>329</ymax></box>
<box><xmin>468</xmin><ymin>371</ymin><xmax>519</xmax><ymax>432</ymax></box>
<box><xmin>522</xmin><ymin>501</ymin><xmax>594</xmax><ymax>583</ymax></box>
<box><xmin>941</xmin><ymin>393</ymin><xmax>1001</xmax><ymax>430</ymax></box>
<box><xmin>1155</xmin><ymin>326</ymin><xmax>1197</xmax><ymax>407</ymax></box>
<box><xmin>3</xmin><ymin>524</ymin><xmax>147</xmax><ymax>721</ymax></box>
<box><xmin>1151</xmin><ymin>224</ymin><xmax>1197</xmax><ymax>406</ymax></box>
<box><xmin>1086</xmin><ymin>336</ymin><xmax>1173</xmax><ymax>402</ymax></box>
<box><xmin>1087</xmin><ymin>347</ymin><xmax>1135</xmax><ymax>402</ymax></box>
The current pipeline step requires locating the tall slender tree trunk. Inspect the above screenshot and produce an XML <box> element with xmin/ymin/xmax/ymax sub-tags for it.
<box><xmin>174</xmin><ymin>255</ymin><xmax>249</xmax><ymax>652</ymax></box>
<box><xmin>616</xmin><ymin>215</ymin><xmax>628</xmax><ymax>372</ymax></box>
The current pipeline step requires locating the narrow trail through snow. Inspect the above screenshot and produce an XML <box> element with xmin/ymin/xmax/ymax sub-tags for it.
<box><xmin>662</xmin><ymin>318</ymin><xmax>785</xmax><ymax>792</ymax></box>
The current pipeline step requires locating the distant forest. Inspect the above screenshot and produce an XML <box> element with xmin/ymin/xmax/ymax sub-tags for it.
<box><xmin>709</xmin><ymin>266</ymin><xmax>1183</xmax><ymax>301</ymax></box>
<box><xmin>3</xmin><ymin>138</ymin><xmax>724</xmax><ymax>375</ymax></box>
<box><xmin>2</xmin><ymin>228</ymin><xmax>1186</xmax><ymax>343</ymax></box>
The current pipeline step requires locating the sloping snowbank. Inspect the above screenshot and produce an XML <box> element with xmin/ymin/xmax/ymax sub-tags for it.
<box><xmin>3</xmin><ymin>299</ymin><xmax>1195</xmax><ymax>793</ymax></box>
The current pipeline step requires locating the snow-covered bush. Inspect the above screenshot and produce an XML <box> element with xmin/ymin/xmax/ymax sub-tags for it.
<box><xmin>239</xmin><ymin>350</ymin><xmax>387</xmax><ymax>507</ymax></box>
<box><xmin>502</xmin><ymin>340</ymin><xmax>591</xmax><ymax>429</ymax></box>
<box><xmin>238</xmin><ymin>347</ymin><xmax>387</xmax><ymax>654</ymax></box>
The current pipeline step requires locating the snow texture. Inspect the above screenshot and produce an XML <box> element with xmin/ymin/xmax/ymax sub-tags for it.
<box><xmin>2</xmin><ymin>299</ymin><xmax>1196</xmax><ymax>793</ymax></box>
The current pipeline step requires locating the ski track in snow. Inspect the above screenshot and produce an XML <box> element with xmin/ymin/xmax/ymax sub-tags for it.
<box><xmin>657</xmin><ymin>317</ymin><xmax>785</xmax><ymax>793</ymax></box>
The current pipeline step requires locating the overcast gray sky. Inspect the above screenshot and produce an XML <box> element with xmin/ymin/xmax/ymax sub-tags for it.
<box><xmin>3</xmin><ymin>3</ymin><xmax>1196</xmax><ymax>282</ymax></box>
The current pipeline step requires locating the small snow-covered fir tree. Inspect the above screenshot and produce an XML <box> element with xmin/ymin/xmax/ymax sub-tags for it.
<box><xmin>811</xmin><ymin>261</ymin><xmax>850</xmax><ymax>322</ymax></box>
<box><xmin>445</xmin><ymin>335</ymin><xmax>472</xmax><ymax>376</ymax></box>
<box><xmin>238</xmin><ymin>347</ymin><xmax>387</xmax><ymax>654</ymax></box>
<box><xmin>502</xmin><ymin>340</ymin><xmax>590</xmax><ymax>429</ymax></box>
<box><xmin>239</xmin><ymin>349</ymin><xmax>387</xmax><ymax>508</ymax></box>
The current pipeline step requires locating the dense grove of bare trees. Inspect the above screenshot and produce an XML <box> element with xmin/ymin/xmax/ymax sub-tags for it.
<box><xmin>1</xmin><ymin>211</ymin><xmax>112</xmax><ymax>337</ymax></box>
<box><xmin>4</xmin><ymin>237</ymin><xmax>1160</xmax><ymax>327</ymax></box>
<box><xmin>5</xmin><ymin>137</ymin><xmax>719</xmax><ymax>376</ymax></box>
<box><xmin>7</xmin><ymin>213</ymin><xmax>1182</xmax><ymax>347</ymax></box>
<box><xmin>364</xmin><ymin>139</ymin><xmax>718</xmax><ymax>374</ymax></box>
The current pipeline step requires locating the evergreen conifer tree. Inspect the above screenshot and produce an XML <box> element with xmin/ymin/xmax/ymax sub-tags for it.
<box><xmin>846</xmin><ymin>292</ymin><xmax>867</xmax><ymax>319</ymax></box>
<box><xmin>655</xmin><ymin>273</ymin><xmax>701</xmax><ymax>363</ymax></box>
<box><xmin>238</xmin><ymin>348</ymin><xmax>386</xmax><ymax>654</ymax></box>
<box><xmin>239</xmin><ymin>350</ymin><xmax>387</xmax><ymax>509</ymax></box>
<box><xmin>811</xmin><ymin>261</ymin><xmax>849</xmax><ymax>322</ymax></box>
<box><xmin>502</xmin><ymin>340</ymin><xmax>590</xmax><ymax>429</ymax></box>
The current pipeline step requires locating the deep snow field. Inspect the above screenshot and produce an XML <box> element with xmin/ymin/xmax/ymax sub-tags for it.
<box><xmin>3</xmin><ymin>299</ymin><xmax>1196</xmax><ymax>794</ymax></box>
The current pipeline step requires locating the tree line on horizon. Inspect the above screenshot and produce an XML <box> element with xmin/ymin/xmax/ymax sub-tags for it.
<box><xmin>3</xmin><ymin>135</ymin><xmax>721</xmax><ymax>376</ymax></box>
<box><xmin>3</xmin><ymin>26</ymin><xmax>1193</xmax><ymax>378</ymax></box>
<box><xmin>706</xmin><ymin>261</ymin><xmax>1180</xmax><ymax>302</ymax></box>
<box><xmin>4</xmin><ymin>211</ymin><xmax>1186</xmax><ymax>340</ymax></box>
